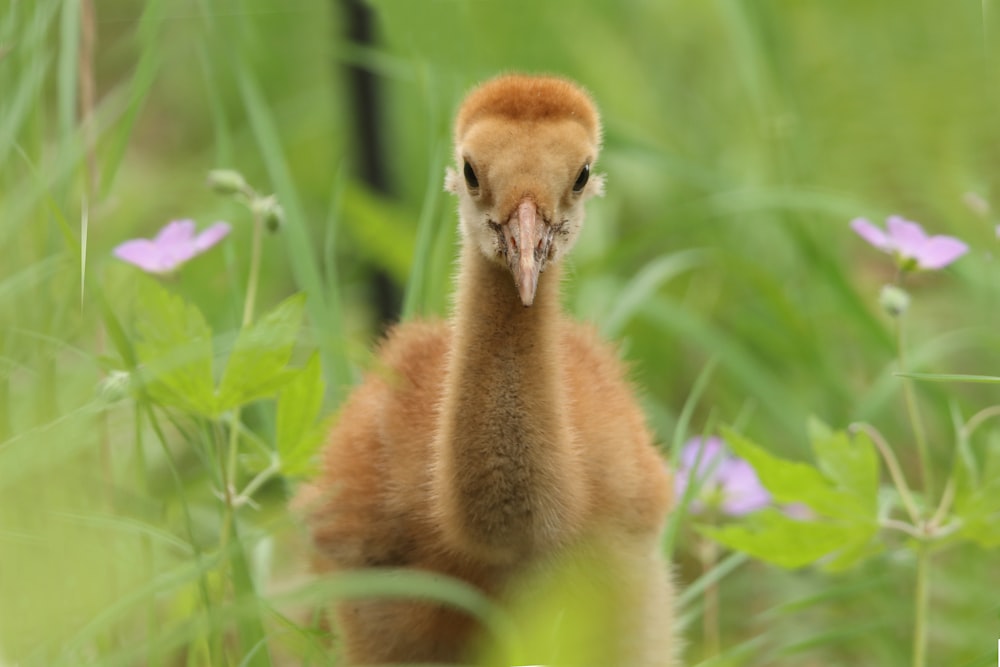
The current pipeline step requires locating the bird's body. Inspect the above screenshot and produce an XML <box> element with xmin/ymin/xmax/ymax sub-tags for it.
<box><xmin>296</xmin><ymin>74</ymin><xmax>676</xmax><ymax>665</ymax></box>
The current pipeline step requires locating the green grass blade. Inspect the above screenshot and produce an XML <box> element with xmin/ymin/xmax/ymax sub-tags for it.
<box><xmin>56</xmin><ymin>0</ymin><xmax>80</xmax><ymax>143</ymax></box>
<box><xmin>601</xmin><ymin>248</ymin><xmax>707</xmax><ymax>339</ymax></box>
<box><xmin>402</xmin><ymin>141</ymin><xmax>447</xmax><ymax>320</ymax></box>
<box><xmin>99</xmin><ymin>0</ymin><xmax>165</xmax><ymax>196</ymax></box>
<box><xmin>897</xmin><ymin>372</ymin><xmax>1000</xmax><ymax>385</ymax></box>
<box><xmin>0</xmin><ymin>53</ymin><xmax>51</xmax><ymax>166</ymax></box>
<box><xmin>235</xmin><ymin>62</ymin><xmax>353</xmax><ymax>401</ymax></box>
<box><xmin>677</xmin><ymin>551</ymin><xmax>749</xmax><ymax>608</ymax></box>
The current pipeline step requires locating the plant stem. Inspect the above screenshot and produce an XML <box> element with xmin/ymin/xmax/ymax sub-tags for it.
<box><xmin>215</xmin><ymin>202</ymin><xmax>271</xmax><ymax>663</ymax></box>
<box><xmin>852</xmin><ymin>422</ymin><xmax>921</xmax><ymax>525</ymax></box>
<box><xmin>896</xmin><ymin>316</ymin><xmax>934</xmax><ymax>505</ymax></box>
<box><xmin>218</xmin><ymin>202</ymin><xmax>266</xmax><ymax>549</ymax></box>
<box><xmin>134</xmin><ymin>404</ymin><xmax>159</xmax><ymax>667</ymax></box>
<box><xmin>242</xmin><ymin>207</ymin><xmax>265</xmax><ymax>327</ymax></box>
<box><xmin>143</xmin><ymin>403</ymin><xmax>219</xmax><ymax>665</ymax></box>
<box><xmin>962</xmin><ymin>405</ymin><xmax>1000</xmax><ymax>439</ymax></box>
<box><xmin>699</xmin><ymin>535</ymin><xmax>721</xmax><ymax>657</ymax></box>
<box><xmin>912</xmin><ymin>544</ymin><xmax>930</xmax><ymax>667</ymax></box>
<box><xmin>219</xmin><ymin>204</ymin><xmax>266</xmax><ymax>549</ymax></box>
<box><xmin>237</xmin><ymin>461</ymin><xmax>279</xmax><ymax>505</ymax></box>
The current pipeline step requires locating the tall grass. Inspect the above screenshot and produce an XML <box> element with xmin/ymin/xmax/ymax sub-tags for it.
<box><xmin>1</xmin><ymin>0</ymin><xmax>998</xmax><ymax>665</ymax></box>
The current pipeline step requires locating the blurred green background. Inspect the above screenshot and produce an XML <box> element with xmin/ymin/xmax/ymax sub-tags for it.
<box><xmin>1</xmin><ymin>0</ymin><xmax>999</xmax><ymax>665</ymax></box>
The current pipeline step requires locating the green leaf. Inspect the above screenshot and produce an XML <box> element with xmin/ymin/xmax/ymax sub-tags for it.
<box><xmin>700</xmin><ymin>509</ymin><xmax>871</xmax><ymax>569</ymax></box>
<box><xmin>954</xmin><ymin>437</ymin><xmax>1000</xmax><ymax>549</ymax></box>
<box><xmin>216</xmin><ymin>293</ymin><xmax>306</xmax><ymax>413</ymax></box>
<box><xmin>808</xmin><ymin>418</ymin><xmax>878</xmax><ymax>515</ymax></box>
<box><xmin>276</xmin><ymin>353</ymin><xmax>327</xmax><ymax>476</ymax></box>
<box><xmin>819</xmin><ymin>532</ymin><xmax>884</xmax><ymax>572</ymax></box>
<box><xmin>722</xmin><ymin>428</ymin><xmax>870</xmax><ymax>521</ymax></box>
<box><xmin>133</xmin><ymin>278</ymin><xmax>215</xmax><ymax>415</ymax></box>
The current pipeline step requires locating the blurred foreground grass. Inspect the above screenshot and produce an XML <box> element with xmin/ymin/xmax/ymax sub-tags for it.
<box><xmin>1</xmin><ymin>0</ymin><xmax>999</xmax><ymax>665</ymax></box>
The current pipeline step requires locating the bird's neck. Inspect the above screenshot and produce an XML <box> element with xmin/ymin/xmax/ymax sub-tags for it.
<box><xmin>452</xmin><ymin>242</ymin><xmax>562</xmax><ymax>367</ymax></box>
<box><xmin>433</xmin><ymin>242</ymin><xmax>584</xmax><ymax>562</ymax></box>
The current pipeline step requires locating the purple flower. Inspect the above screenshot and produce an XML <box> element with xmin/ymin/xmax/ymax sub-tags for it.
<box><xmin>675</xmin><ymin>437</ymin><xmax>770</xmax><ymax>516</ymax></box>
<box><xmin>114</xmin><ymin>220</ymin><xmax>231</xmax><ymax>274</ymax></box>
<box><xmin>850</xmin><ymin>215</ymin><xmax>967</xmax><ymax>270</ymax></box>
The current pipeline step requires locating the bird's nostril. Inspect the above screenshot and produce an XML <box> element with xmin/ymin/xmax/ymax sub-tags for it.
<box><xmin>510</xmin><ymin>236</ymin><xmax>518</xmax><ymax>250</ymax></box>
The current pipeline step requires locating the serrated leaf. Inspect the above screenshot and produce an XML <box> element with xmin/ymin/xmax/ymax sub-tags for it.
<box><xmin>808</xmin><ymin>418</ymin><xmax>878</xmax><ymax>514</ymax></box>
<box><xmin>700</xmin><ymin>509</ymin><xmax>870</xmax><ymax>569</ymax></box>
<box><xmin>276</xmin><ymin>353</ymin><xmax>327</xmax><ymax>476</ymax></box>
<box><xmin>722</xmin><ymin>428</ymin><xmax>870</xmax><ymax>521</ymax></box>
<box><xmin>216</xmin><ymin>293</ymin><xmax>306</xmax><ymax>412</ymax></box>
<box><xmin>133</xmin><ymin>278</ymin><xmax>215</xmax><ymax>415</ymax></box>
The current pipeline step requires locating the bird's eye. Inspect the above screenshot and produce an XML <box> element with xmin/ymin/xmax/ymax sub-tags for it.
<box><xmin>463</xmin><ymin>161</ymin><xmax>479</xmax><ymax>189</ymax></box>
<box><xmin>573</xmin><ymin>163</ymin><xmax>590</xmax><ymax>192</ymax></box>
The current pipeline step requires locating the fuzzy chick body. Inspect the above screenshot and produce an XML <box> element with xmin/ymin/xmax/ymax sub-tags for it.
<box><xmin>296</xmin><ymin>74</ymin><xmax>676</xmax><ymax>666</ymax></box>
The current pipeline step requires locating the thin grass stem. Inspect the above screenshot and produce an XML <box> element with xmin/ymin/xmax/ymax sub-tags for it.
<box><xmin>132</xmin><ymin>404</ymin><xmax>156</xmax><ymax>665</ymax></box>
<box><xmin>698</xmin><ymin>535</ymin><xmax>721</xmax><ymax>658</ymax></box>
<box><xmin>895</xmin><ymin>317</ymin><xmax>933</xmax><ymax>507</ymax></box>
<box><xmin>912</xmin><ymin>545</ymin><xmax>930</xmax><ymax>667</ymax></box>
<box><xmin>242</xmin><ymin>208</ymin><xmax>265</xmax><ymax>327</ymax></box>
<box><xmin>142</xmin><ymin>401</ymin><xmax>219</xmax><ymax>665</ymax></box>
<box><xmin>851</xmin><ymin>422</ymin><xmax>921</xmax><ymax>524</ymax></box>
<box><xmin>961</xmin><ymin>405</ymin><xmax>1000</xmax><ymax>440</ymax></box>
<box><xmin>78</xmin><ymin>0</ymin><xmax>97</xmax><ymax>199</ymax></box>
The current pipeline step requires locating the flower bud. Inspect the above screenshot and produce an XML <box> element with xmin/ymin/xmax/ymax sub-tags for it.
<box><xmin>962</xmin><ymin>191</ymin><xmax>990</xmax><ymax>218</ymax></box>
<box><xmin>252</xmin><ymin>195</ymin><xmax>285</xmax><ymax>233</ymax></box>
<box><xmin>208</xmin><ymin>169</ymin><xmax>249</xmax><ymax>197</ymax></box>
<box><xmin>97</xmin><ymin>370</ymin><xmax>132</xmax><ymax>403</ymax></box>
<box><xmin>879</xmin><ymin>284</ymin><xmax>910</xmax><ymax>317</ymax></box>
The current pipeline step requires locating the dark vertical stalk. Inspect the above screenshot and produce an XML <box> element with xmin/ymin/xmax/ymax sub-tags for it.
<box><xmin>340</xmin><ymin>0</ymin><xmax>401</xmax><ymax>326</ymax></box>
<box><xmin>343</xmin><ymin>0</ymin><xmax>387</xmax><ymax>193</ymax></box>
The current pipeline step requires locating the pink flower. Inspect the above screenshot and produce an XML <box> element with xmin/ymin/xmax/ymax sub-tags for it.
<box><xmin>850</xmin><ymin>215</ymin><xmax>967</xmax><ymax>270</ymax></box>
<box><xmin>676</xmin><ymin>437</ymin><xmax>770</xmax><ymax>516</ymax></box>
<box><xmin>114</xmin><ymin>220</ymin><xmax>231</xmax><ymax>274</ymax></box>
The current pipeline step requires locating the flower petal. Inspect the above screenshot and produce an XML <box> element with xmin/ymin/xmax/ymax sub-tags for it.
<box><xmin>193</xmin><ymin>221</ymin><xmax>232</xmax><ymax>252</ymax></box>
<box><xmin>717</xmin><ymin>459</ymin><xmax>771</xmax><ymax>516</ymax></box>
<box><xmin>156</xmin><ymin>239</ymin><xmax>199</xmax><ymax>268</ymax></box>
<box><xmin>154</xmin><ymin>219</ymin><xmax>197</xmax><ymax>245</ymax></box>
<box><xmin>850</xmin><ymin>218</ymin><xmax>891</xmax><ymax>251</ymax></box>
<box><xmin>679</xmin><ymin>436</ymin><xmax>725</xmax><ymax>483</ymax></box>
<box><xmin>886</xmin><ymin>215</ymin><xmax>927</xmax><ymax>258</ymax></box>
<box><xmin>113</xmin><ymin>239</ymin><xmax>173</xmax><ymax>273</ymax></box>
<box><xmin>914</xmin><ymin>235</ymin><xmax>968</xmax><ymax>270</ymax></box>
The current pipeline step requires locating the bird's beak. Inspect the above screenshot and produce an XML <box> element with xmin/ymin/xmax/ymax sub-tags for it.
<box><xmin>504</xmin><ymin>199</ymin><xmax>547</xmax><ymax>307</ymax></box>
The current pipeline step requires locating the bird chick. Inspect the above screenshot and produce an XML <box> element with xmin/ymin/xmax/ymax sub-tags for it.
<box><xmin>296</xmin><ymin>74</ymin><xmax>676</xmax><ymax>666</ymax></box>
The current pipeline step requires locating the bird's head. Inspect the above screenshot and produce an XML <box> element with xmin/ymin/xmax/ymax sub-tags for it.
<box><xmin>445</xmin><ymin>74</ymin><xmax>605</xmax><ymax>306</ymax></box>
